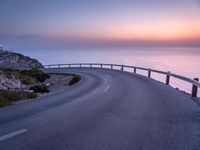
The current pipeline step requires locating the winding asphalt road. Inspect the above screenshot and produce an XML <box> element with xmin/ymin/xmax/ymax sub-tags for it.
<box><xmin>0</xmin><ymin>68</ymin><xmax>200</xmax><ymax>150</ymax></box>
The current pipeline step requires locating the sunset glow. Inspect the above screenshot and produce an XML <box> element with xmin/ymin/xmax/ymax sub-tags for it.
<box><xmin>108</xmin><ymin>21</ymin><xmax>200</xmax><ymax>41</ymax></box>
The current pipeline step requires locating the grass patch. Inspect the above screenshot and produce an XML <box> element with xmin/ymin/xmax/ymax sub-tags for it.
<box><xmin>68</xmin><ymin>75</ymin><xmax>81</xmax><ymax>86</ymax></box>
<box><xmin>1</xmin><ymin>69</ymin><xmax>36</xmax><ymax>85</ymax></box>
<box><xmin>21</xmin><ymin>68</ymin><xmax>50</xmax><ymax>83</ymax></box>
<box><xmin>0</xmin><ymin>90</ymin><xmax>37</xmax><ymax>107</ymax></box>
<box><xmin>0</xmin><ymin>68</ymin><xmax>50</xmax><ymax>85</ymax></box>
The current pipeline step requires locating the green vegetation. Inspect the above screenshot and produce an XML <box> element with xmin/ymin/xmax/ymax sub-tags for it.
<box><xmin>30</xmin><ymin>84</ymin><xmax>49</xmax><ymax>93</ymax></box>
<box><xmin>0</xmin><ymin>68</ymin><xmax>50</xmax><ymax>85</ymax></box>
<box><xmin>1</xmin><ymin>69</ymin><xmax>36</xmax><ymax>85</ymax></box>
<box><xmin>0</xmin><ymin>90</ymin><xmax>37</xmax><ymax>107</ymax></box>
<box><xmin>0</xmin><ymin>69</ymin><xmax>82</xmax><ymax>107</ymax></box>
<box><xmin>20</xmin><ymin>68</ymin><xmax>50</xmax><ymax>83</ymax></box>
<box><xmin>68</xmin><ymin>75</ymin><xmax>81</xmax><ymax>86</ymax></box>
<box><xmin>0</xmin><ymin>68</ymin><xmax>50</xmax><ymax>107</ymax></box>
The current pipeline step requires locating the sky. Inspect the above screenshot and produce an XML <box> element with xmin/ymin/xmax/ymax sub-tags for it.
<box><xmin>0</xmin><ymin>0</ymin><xmax>200</xmax><ymax>49</ymax></box>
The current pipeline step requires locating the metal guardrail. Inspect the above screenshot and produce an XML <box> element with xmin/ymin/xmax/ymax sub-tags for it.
<box><xmin>43</xmin><ymin>63</ymin><xmax>200</xmax><ymax>98</ymax></box>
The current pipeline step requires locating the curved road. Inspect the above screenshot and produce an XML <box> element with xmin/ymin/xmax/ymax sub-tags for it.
<box><xmin>0</xmin><ymin>68</ymin><xmax>200</xmax><ymax>150</ymax></box>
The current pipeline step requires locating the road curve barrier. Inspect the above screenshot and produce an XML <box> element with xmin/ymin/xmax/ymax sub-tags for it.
<box><xmin>43</xmin><ymin>63</ymin><xmax>200</xmax><ymax>98</ymax></box>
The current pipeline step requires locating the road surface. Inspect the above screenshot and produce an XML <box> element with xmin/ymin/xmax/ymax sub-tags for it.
<box><xmin>0</xmin><ymin>68</ymin><xmax>200</xmax><ymax>150</ymax></box>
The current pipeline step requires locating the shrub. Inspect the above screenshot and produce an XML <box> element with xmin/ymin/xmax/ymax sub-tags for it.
<box><xmin>27</xmin><ymin>92</ymin><xmax>38</xmax><ymax>99</ymax></box>
<box><xmin>68</xmin><ymin>75</ymin><xmax>81</xmax><ymax>86</ymax></box>
<box><xmin>30</xmin><ymin>68</ymin><xmax>50</xmax><ymax>82</ymax></box>
<box><xmin>0</xmin><ymin>98</ymin><xmax>11</xmax><ymax>107</ymax></box>
<box><xmin>30</xmin><ymin>84</ymin><xmax>49</xmax><ymax>93</ymax></box>
<box><xmin>1</xmin><ymin>68</ymin><xmax>50</xmax><ymax>84</ymax></box>
<box><xmin>21</xmin><ymin>77</ymin><xmax>34</xmax><ymax>85</ymax></box>
<box><xmin>20</xmin><ymin>68</ymin><xmax>50</xmax><ymax>82</ymax></box>
<box><xmin>0</xmin><ymin>90</ymin><xmax>38</xmax><ymax>107</ymax></box>
<box><xmin>1</xmin><ymin>69</ymin><xmax>36</xmax><ymax>85</ymax></box>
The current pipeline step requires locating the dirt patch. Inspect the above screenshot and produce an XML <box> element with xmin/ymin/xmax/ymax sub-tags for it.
<box><xmin>44</xmin><ymin>74</ymin><xmax>74</xmax><ymax>92</ymax></box>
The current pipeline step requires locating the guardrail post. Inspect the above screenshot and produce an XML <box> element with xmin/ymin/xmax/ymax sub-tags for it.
<box><xmin>134</xmin><ymin>67</ymin><xmax>136</xmax><ymax>74</ymax></box>
<box><xmin>192</xmin><ymin>78</ymin><xmax>199</xmax><ymax>97</ymax></box>
<box><xmin>148</xmin><ymin>69</ymin><xmax>151</xmax><ymax>78</ymax></box>
<box><xmin>121</xmin><ymin>65</ymin><xmax>124</xmax><ymax>71</ymax></box>
<box><xmin>48</xmin><ymin>65</ymin><xmax>50</xmax><ymax>68</ymax></box>
<box><xmin>58</xmin><ymin>65</ymin><xmax>60</xmax><ymax>68</ymax></box>
<box><xmin>80</xmin><ymin>64</ymin><xmax>81</xmax><ymax>68</ymax></box>
<box><xmin>69</xmin><ymin>64</ymin><xmax>71</xmax><ymax>68</ymax></box>
<box><xmin>90</xmin><ymin>64</ymin><xmax>92</xmax><ymax>68</ymax></box>
<box><xmin>101</xmin><ymin>64</ymin><xmax>103</xmax><ymax>68</ymax></box>
<box><xmin>111</xmin><ymin>64</ymin><xmax>113</xmax><ymax>69</ymax></box>
<box><xmin>166</xmin><ymin>72</ymin><xmax>170</xmax><ymax>85</ymax></box>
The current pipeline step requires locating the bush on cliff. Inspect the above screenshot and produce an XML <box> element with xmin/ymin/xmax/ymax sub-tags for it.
<box><xmin>20</xmin><ymin>68</ymin><xmax>50</xmax><ymax>82</ymax></box>
<box><xmin>1</xmin><ymin>69</ymin><xmax>36</xmax><ymax>85</ymax></box>
<box><xmin>1</xmin><ymin>68</ymin><xmax>50</xmax><ymax>85</ymax></box>
<box><xmin>29</xmin><ymin>84</ymin><xmax>49</xmax><ymax>93</ymax></box>
<box><xmin>68</xmin><ymin>75</ymin><xmax>81</xmax><ymax>86</ymax></box>
<box><xmin>0</xmin><ymin>90</ymin><xmax>37</xmax><ymax>107</ymax></box>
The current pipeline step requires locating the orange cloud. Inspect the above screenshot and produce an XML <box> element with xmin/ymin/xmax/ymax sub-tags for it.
<box><xmin>105</xmin><ymin>19</ymin><xmax>200</xmax><ymax>41</ymax></box>
<box><xmin>43</xmin><ymin>16</ymin><xmax>200</xmax><ymax>43</ymax></box>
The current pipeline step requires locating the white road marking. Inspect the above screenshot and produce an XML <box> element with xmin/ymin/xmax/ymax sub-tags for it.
<box><xmin>106</xmin><ymin>75</ymin><xmax>111</xmax><ymax>78</ymax></box>
<box><xmin>0</xmin><ymin>129</ymin><xmax>28</xmax><ymax>142</ymax></box>
<box><xmin>103</xmin><ymin>85</ymin><xmax>110</xmax><ymax>92</ymax></box>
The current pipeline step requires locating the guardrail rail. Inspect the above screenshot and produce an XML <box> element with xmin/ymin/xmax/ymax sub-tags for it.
<box><xmin>43</xmin><ymin>63</ymin><xmax>200</xmax><ymax>98</ymax></box>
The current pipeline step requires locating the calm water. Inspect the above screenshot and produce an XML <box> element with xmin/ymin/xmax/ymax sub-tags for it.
<box><xmin>14</xmin><ymin>47</ymin><xmax>200</xmax><ymax>96</ymax></box>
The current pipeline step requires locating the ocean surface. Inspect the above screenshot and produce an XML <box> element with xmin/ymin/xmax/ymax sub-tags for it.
<box><xmin>13</xmin><ymin>47</ymin><xmax>200</xmax><ymax>97</ymax></box>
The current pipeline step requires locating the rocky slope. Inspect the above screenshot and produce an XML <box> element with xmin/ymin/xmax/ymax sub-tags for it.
<box><xmin>0</xmin><ymin>50</ymin><xmax>81</xmax><ymax>107</ymax></box>
<box><xmin>0</xmin><ymin>50</ymin><xmax>43</xmax><ymax>70</ymax></box>
<box><xmin>0</xmin><ymin>74</ymin><xmax>26</xmax><ymax>90</ymax></box>
<box><xmin>0</xmin><ymin>68</ymin><xmax>48</xmax><ymax>91</ymax></box>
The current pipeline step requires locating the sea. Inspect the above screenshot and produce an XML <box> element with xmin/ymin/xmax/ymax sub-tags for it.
<box><xmin>13</xmin><ymin>47</ymin><xmax>200</xmax><ymax>97</ymax></box>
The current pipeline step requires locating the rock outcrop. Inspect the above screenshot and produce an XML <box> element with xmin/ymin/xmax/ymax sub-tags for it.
<box><xmin>0</xmin><ymin>74</ymin><xmax>26</xmax><ymax>91</ymax></box>
<box><xmin>0</xmin><ymin>50</ymin><xmax>43</xmax><ymax>70</ymax></box>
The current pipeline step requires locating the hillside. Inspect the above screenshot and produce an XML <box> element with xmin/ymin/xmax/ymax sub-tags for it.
<box><xmin>0</xmin><ymin>50</ymin><xmax>43</xmax><ymax>70</ymax></box>
<box><xmin>0</xmin><ymin>50</ymin><xmax>81</xmax><ymax>107</ymax></box>
<box><xmin>0</xmin><ymin>68</ymin><xmax>81</xmax><ymax>107</ymax></box>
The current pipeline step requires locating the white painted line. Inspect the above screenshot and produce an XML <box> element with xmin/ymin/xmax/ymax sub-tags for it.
<box><xmin>0</xmin><ymin>129</ymin><xmax>28</xmax><ymax>142</ymax></box>
<box><xmin>106</xmin><ymin>75</ymin><xmax>111</xmax><ymax>78</ymax></box>
<box><xmin>103</xmin><ymin>85</ymin><xmax>110</xmax><ymax>92</ymax></box>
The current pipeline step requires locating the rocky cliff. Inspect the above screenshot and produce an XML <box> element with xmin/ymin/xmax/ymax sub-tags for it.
<box><xmin>0</xmin><ymin>50</ymin><xmax>43</xmax><ymax>70</ymax></box>
<box><xmin>0</xmin><ymin>74</ymin><xmax>26</xmax><ymax>91</ymax></box>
